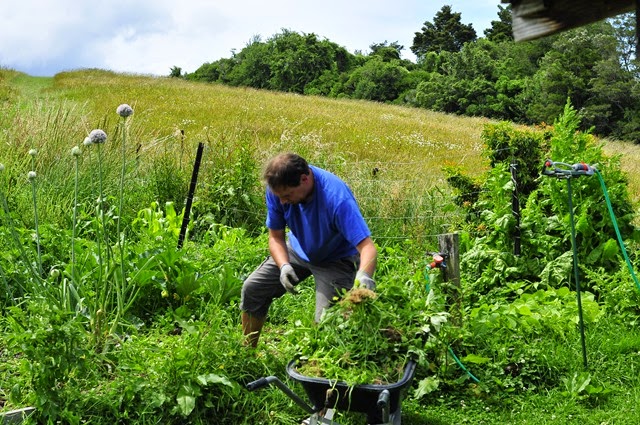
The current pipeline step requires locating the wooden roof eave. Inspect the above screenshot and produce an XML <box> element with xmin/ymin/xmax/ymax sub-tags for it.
<box><xmin>501</xmin><ymin>0</ymin><xmax>636</xmax><ymax>41</ymax></box>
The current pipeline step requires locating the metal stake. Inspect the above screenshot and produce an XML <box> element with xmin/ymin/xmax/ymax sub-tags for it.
<box><xmin>178</xmin><ymin>142</ymin><xmax>205</xmax><ymax>249</ymax></box>
<box><xmin>566</xmin><ymin>178</ymin><xmax>588</xmax><ymax>369</ymax></box>
<box><xmin>542</xmin><ymin>160</ymin><xmax>595</xmax><ymax>370</ymax></box>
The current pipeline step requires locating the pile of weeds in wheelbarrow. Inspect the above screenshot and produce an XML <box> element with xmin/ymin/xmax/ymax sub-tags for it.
<box><xmin>291</xmin><ymin>275</ymin><xmax>449</xmax><ymax>386</ymax></box>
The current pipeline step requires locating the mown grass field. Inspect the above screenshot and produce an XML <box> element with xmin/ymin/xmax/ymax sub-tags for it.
<box><xmin>2</xmin><ymin>68</ymin><xmax>640</xmax><ymax>425</ymax></box>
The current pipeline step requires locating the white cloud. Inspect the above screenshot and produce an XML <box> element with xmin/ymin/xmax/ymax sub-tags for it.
<box><xmin>0</xmin><ymin>0</ymin><xmax>501</xmax><ymax>76</ymax></box>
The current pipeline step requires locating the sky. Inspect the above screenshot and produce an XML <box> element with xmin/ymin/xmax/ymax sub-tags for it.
<box><xmin>0</xmin><ymin>0</ymin><xmax>503</xmax><ymax>77</ymax></box>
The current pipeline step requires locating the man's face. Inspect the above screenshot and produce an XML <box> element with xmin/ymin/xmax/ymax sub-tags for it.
<box><xmin>271</xmin><ymin>174</ymin><xmax>312</xmax><ymax>205</ymax></box>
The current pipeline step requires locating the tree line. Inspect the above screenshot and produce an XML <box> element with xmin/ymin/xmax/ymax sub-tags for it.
<box><xmin>177</xmin><ymin>5</ymin><xmax>640</xmax><ymax>143</ymax></box>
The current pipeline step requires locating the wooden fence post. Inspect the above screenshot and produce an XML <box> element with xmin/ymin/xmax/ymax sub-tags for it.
<box><xmin>437</xmin><ymin>233</ymin><xmax>462</xmax><ymax>327</ymax></box>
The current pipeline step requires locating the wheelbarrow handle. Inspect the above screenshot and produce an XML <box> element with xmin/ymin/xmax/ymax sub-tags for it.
<box><xmin>377</xmin><ymin>389</ymin><xmax>391</xmax><ymax>423</ymax></box>
<box><xmin>246</xmin><ymin>377</ymin><xmax>271</xmax><ymax>391</ymax></box>
<box><xmin>377</xmin><ymin>389</ymin><xmax>390</xmax><ymax>408</ymax></box>
<box><xmin>245</xmin><ymin>376</ymin><xmax>317</xmax><ymax>415</ymax></box>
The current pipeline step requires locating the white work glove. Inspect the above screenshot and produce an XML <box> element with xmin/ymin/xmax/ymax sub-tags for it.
<box><xmin>355</xmin><ymin>270</ymin><xmax>376</xmax><ymax>291</ymax></box>
<box><xmin>280</xmin><ymin>263</ymin><xmax>299</xmax><ymax>294</ymax></box>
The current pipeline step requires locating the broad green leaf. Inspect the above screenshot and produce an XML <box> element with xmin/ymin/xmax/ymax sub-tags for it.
<box><xmin>574</xmin><ymin>372</ymin><xmax>591</xmax><ymax>394</ymax></box>
<box><xmin>196</xmin><ymin>373</ymin><xmax>234</xmax><ymax>388</ymax></box>
<box><xmin>502</xmin><ymin>180</ymin><xmax>514</xmax><ymax>191</ymax></box>
<box><xmin>177</xmin><ymin>385</ymin><xmax>197</xmax><ymax>416</ymax></box>
<box><xmin>574</xmin><ymin>212</ymin><xmax>591</xmax><ymax>236</ymax></box>
<box><xmin>540</xmin><ymin>251</ymin><xmax>572</xmax><ymax>286</ymax></box>
<box><xmin>426</xmin><ymin>287</ymin><xmax>436</xmax><ymax>306</ymax></box>
<box><xmin>413</xmin><ymin>376</ymin><xmax>440</xmax><ymax>400</ymax></box>
<box><xmin>585</xmin><ymin>243</ymin><xmax>602</xmax><ymax>264</ymax></box>
<box><xmin>176</xmin><ymin>273</ymin><xmax>201</xmax><ymax>297</ymax></box>
<box><xmin>150</xmin><ymin>392</ymin><xmax>167</xmax><ymax>408</ymax></box>
<box><xmin>174</xmin><ymin>317</ymin><xmax>199</xmax><ymax>334</ymax></box>
<box><xmin>545</xmin><ymin>215</ymin><xmax>563</xmax><ymax>232</ymax></box>
<box><xmin>495</xmin><ymin>214</ymin><xmax>513</xmax><ymax>230</ymax></box>
<box><xmin>602</xmin><ymin>238</ymin><xmax>619</xmax><ymax>261</ymax></box>
<box><xmin>516</xmin><ymin>305</ymin><xmax>532</xmax><ymax>316</ymax></box>
<box><xmin>430</xmin><ymin>313</ymin><xmax>448</xmax><ymax>332</ymax></box>
<box><xmin>585</xmin><ymin>385</ymin><xmax>602</xmax><ymax>395</ymax></box>
<box><xmin>461</xmin><ymin>354</ymin><xmax>491</xmax><ymax>364</ymax></box>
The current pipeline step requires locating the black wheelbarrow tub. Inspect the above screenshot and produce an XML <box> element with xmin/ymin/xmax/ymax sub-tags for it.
<box><xmin>286</xmin><ymin>359</ymin><xmax>417</xmax><ymax>418</ymax></box>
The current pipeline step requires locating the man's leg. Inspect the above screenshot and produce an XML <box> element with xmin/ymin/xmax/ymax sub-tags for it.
<box><xmin>310</xmin><ymin>255</ymin><xmax>359</xmax><ymax>322</ymax></box>
<box><xmin>241</xmin><ymin>312</ymin><xmax>265</xmax><ymax>348</ymax></box>
<box><xmin>240</xmin><ymin>251</ymin><xmax>311</xmax><ymax>346</ymax></box>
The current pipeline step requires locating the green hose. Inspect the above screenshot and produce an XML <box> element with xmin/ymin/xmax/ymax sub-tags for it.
<box><xmin>425</xmin><ymin>268</ymin><xmax>480</xmax><ymax>382</ymax></box>
<box><xmin>448</xmin><ymin>347</ymin><xmax>480</xmax><ymax>383</ymax></box>
<box><xmin>595</xmin><ymin>170</ymin><xmax>640</xmax><ymax>292</ymax></box>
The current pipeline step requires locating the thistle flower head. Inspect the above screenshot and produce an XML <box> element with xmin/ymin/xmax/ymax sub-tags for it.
<box><xmin>28</xmin><ymin>171</ymin><xmax>37</xmax><ymax>181</ymax></box>
<box><xmin>28</xmin><ymin>149</ymin><xmax>37</xmax><ymax>157</ymax></box>
<box><xmin>89</xmin><ymin>129</ymin><xmax>107</xmax><ymax>144</ymax></box>
<box><xmin>71</xmin><ymin>146</ymin><xmax>82</xmax><ymax>157</ymax></box>
<box><xmin>117</xmin><ymin>104</ymin><xmax>134</xmax><ymax>118</ymax></box>
<box><xmin>83</xmin><ymin>136</ymin><xmax>92</xmax><ymax>147</ymax></box>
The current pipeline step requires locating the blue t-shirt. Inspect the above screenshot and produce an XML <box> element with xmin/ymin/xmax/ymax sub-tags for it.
<box><xmin>265</xmin><ymin>165</ymin><xmax>370</xmax><ymax>264</ymax></box>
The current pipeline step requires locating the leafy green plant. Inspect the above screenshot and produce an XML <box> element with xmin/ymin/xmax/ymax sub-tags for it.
<box><xmin>444</xmin><ymin>164</ymin><xmax>481</xmax><ymax>209</ymax></box>
<box><xmin>0</xmin><ymin>106</ymin><xmax>171</xmax><ymax>354</ymax></box>
<box><xmin>482</xmin><ymin>121</ymin><xmax>546</xmax><ymax>199</ymax></box>
<box><xmin>192</xmin><ymin>140</ymin><xmax>263</xmax><ymax>236</ymax></box>
<box><xmin>6</xmin><ymin>299</ymin><xmax>91</xmax><ymax>422</ymax></box>
<box><xmin>561</xmin><ymin>371</ymin><xmax>612</xmax><ymax>402</ymax></box>
<box><xmin>53</xmin><ymin>307</ymin><xmax>287</xmax><ymax>425</ymax></box>
<box><xmin>132</xmin><ymin>201</ymin><xmax>186</xmax><ymax>246</ymax></box>
<box><xmin>456</xmin><ymin>101</ymin><xmax>637</xmax><ymax>304</ymax></box>
<box><xmin>434</xmin><ymin>101</ymin><xmax>640</xmax><ymax>403</ymax></box>
<box><xmin>585</xmin><ymin>262</ymin><xmax>640</xmax><ymax>325</ymax></box>
<box><xmin>148</xmin><ymin>154</ymin><xmax>189</xmax><ymax>209</ymax></box>
<box><xmin>469</xmin><ymin>287</ymin><xmax>602</xmax><ymax>339</ymax></box>
<box><xmin>293</xmin><ymin>273</ymin><xmax>447</xmax><ymax>386</ymax></box>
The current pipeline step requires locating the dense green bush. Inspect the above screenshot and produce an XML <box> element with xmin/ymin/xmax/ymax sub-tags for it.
<box><xmin>186</xmin><ymin>17</ymin><xmax>640</xmax><ymax>142</ymax></box>
<box><xmin>453</xmin><ymin>102</ymin><xmax>636</xmax><ymax>301</ymax></box>
<box><xmin>442</xmin><ymin>102</ymin><xmax>640</xmax><ymax>398</ymax></box>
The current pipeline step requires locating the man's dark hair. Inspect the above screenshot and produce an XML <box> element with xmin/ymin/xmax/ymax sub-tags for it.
<box><xmin>263</xmin><ymin>153</ymin><xmax>310</xmax><ymax>189</ymax></box>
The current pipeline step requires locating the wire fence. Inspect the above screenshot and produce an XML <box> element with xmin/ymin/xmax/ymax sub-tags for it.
<box><xmin>193</xmin><ymin>156</ymin><xmax>495</xmax><ymax>250</ymax></box>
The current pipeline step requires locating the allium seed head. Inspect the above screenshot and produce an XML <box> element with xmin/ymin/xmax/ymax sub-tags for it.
<box><xmin>89</xmin><ymin>129</ymin><xmax>107</xmax><ymax>144</ymax></box>
<box><xmin>28</xmin><ymin>171</ymin><xmax>37</xmax><ymax>181</ymax></box>
<box><xmin>28</xmin><ymin>149</ymin><xmax>37</xmax><ymax>156</ymax></box>
<box><xmin>117</xmin><ymin>104</ymin><xmax>134</xmax><ymax>117</ymax></box>
<box><xmin>71</xmin><ymin>146</ymin><xmax>82</xmax><ymax>156</ymax></box>
<box><xmin>83</xmin><ymin>136</ymin><xmax>92</xmax><ymax>146</ymax></box>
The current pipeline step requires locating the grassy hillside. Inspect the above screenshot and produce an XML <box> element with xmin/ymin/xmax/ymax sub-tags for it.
<box><xmin>3</xmin><ymin>68</ymin><xmax>639</xmax><ymax>199</ymax></box>
<box><xmin>3</xmin><ymin>68</ymin><xmax>487</xmax><ymax>178</ymax></box>
<box><xmin>602</xmin><ymin>139</ymin><xmax>640</xmax><ymax>199</ymax></box>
